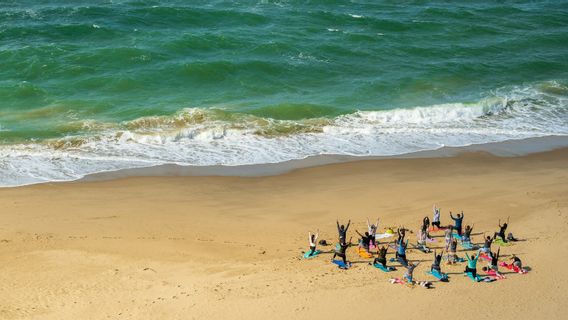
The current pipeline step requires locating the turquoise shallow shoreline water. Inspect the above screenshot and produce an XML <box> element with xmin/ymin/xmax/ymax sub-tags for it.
<box><xmin>1</xmin><ymin>0</ymin><xmax>568</xmax><ymax>186</ymax></box>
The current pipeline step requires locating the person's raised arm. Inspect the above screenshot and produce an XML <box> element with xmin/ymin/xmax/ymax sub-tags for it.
<box><xmin>367</xmin><ymin>217</ymin><xmax>371</xmax><ymax>229</ymax></box>
<box><xmin>337</xmin><ymin>220</ymin><xmax>340</xmax><ymax>231</ymax></box>
<box><xmin>496</xmin><ymin>248</ymin><xmax>500</xmax><ymax>261</ymax></box>
<box><xmin>498</xmin><ymin>219</ymin><xmax>501</xmax><ymax>228</ymax></box>
<box><xmin>308</xmin><ymin>232</ymin><xmax>312</xmax><ymax>243</ymax></box>
<box><xmin>346</xmin><ymin>220</ymin><xmax>351</xmax><ymax>232</ymax></box>
<box><xmin>356</xmin><ymin>230</ymin><xmax>363</xmax><ymax>238</ymax></box>
<box><xmin>450</xmin><ymin>212</ymin><xmax>455</xmax><ymax>220</ymax></box>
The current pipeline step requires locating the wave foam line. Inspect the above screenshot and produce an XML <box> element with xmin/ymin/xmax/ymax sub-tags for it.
<box><xmin>1</xmin><ymin>81</ymin><xmax>567</xmax><ymax>187</ymax></box>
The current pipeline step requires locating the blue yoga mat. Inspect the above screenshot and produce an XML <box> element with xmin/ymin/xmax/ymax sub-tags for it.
<box><xmin>332</xmin><ymin>260</ymin><xmax>350</xmax><ymax>269</ymax></box>
<box><xmin>373</xmin><ymin>263</ymin><xmax>395</xmax><ymax>272</ymax></box>
<box><xmin>303</xmin><ymin>250</ymin><xmax>321</xmax><ymax>259</ymax></box>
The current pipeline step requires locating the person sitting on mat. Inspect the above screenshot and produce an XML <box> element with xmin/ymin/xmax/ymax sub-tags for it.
<box><xmin>307</xmin><ymin>230</ymin><xmax>319</xmax><ymax>256</ymax></box>
<box><xmin>431</xmin><ymin>250</ymin><xmax>443</xmax><ymax>273</ymax></box>
<box><xmin>332</xmin><ymin>237</ymin><xmax>352</xmax><ymax>265</ymax></box>
<box><xmin>337</xmin><ymin>219</ymin><xmax>351</xmax><ymax>243</ymax></box>
<box><xmin>464</xmin><ymin>251</ymin><xmax>481</xmax><ymax>278</ymax></box>
<box><xmin>374</xmin><ymin>245</ymin><xmax>389</xmax><ymax>268</ymax></box>
<box><xmin>462</xmin><ymin>225</ymin><xmax>474</xmax><ymax>244</ymax></box>
<box><xmin>395</xmin><ymin>238</ymin><xmax>409</xmax><ymax>266</ymax></box>
<box><xmin>432</xmin><ymin>204</ymin><xmax>442</xmax><ymax>229</ymax></box>
<box><xmin>417</xmin><ymin>227</ymin><xmax>430</xmax><ymax>252</ymax></box>
<box><xmin>356</xmin><ymin>230</ymin><xmax>373</xmax><ymax>251</ymax></box>
<box><xmin>404</xmin><ymin>261</ymin><xmax>420</xmax><ymax>283</ymax></box>
<box><xmin>448</xmin><ymin>238</ymin><xmax>459</xmax><ymax>264</ymax></box>
<box><xmin>510</xmin><ymin>254</ymin><xmax>523</xmax><ymax>270</ymax></box>
<box><xmin>490</xmin><ymin>248</ymin><xmax>501</xmax><ymax>275</ymax></box>
<box><xmin>479</xmin><ymin>234</ymin><xmax>495</xmax><ymax>257</ymax></box>
<box><xmin>450</xmin><ymin>211</ymin><xmax>464</xmax><ymax>236</ymax></box>
<box><xmin>494</xmin><ymin>218</ymin><xmax>509</xmax><ymax>243</ymax></box>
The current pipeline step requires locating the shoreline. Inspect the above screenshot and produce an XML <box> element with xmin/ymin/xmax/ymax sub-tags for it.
<box><xmin>77</xmin><ymin>134</ymin><xmax>568</xmax><ymax>183</ymax></box>
<box><xmin>1</xmin><ymin>142</ymin><xmax>567</xmax><ymax>319</ymax></box>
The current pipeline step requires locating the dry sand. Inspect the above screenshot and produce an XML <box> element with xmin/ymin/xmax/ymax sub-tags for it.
<box><xmin>1</xmin><ymin>149</ymin><xmax>567</xmax><ymax>319</ymax></box>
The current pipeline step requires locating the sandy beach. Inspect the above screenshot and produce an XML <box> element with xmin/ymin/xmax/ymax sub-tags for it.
<box><xmin>1</xmin><ymin>148</ymin><xmax>567</xmax><ymax>319</ymax></box>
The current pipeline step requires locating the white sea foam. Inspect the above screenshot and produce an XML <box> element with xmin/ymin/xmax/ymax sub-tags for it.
<box><xmin>0</xmin><ymin>83</ymin><xmax>567</xmax><ymax>187</ymax></box>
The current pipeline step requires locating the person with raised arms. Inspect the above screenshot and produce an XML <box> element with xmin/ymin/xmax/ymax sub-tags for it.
<box><xmin>432</xmin><ymin>204</ymin><xmax>442</xmax><ymax>229</ymax></box>
<box><xmin>355</xmin><ymin>230</ymin><xmax>373</xmax><ymax>251</ymax></box>
<box><xmin>306</xmin><ymin>230</ymin><xmax>319</xmax><ymax>256</ymax></box>
<box><xmin>450</xmin><ymin>211</ymin><xmax>464</xmax><ymax>236</ymax></box>
<box><xmin>337</xmin><ymin>219</ymin><xmax>351</xmax><ymax>243</ymax></box>
<box><xmin>464</xmin><ymin>251</ymin><xmax>481</xmax><ymax>278</ymax></box>
<box><xmin>332</xmin><ymin>237</ymin><xmax>352</xmax><ymax>266</ymax></box>
<box><xmin>396</xmin><ymin>237</ymin><xmax>409</xmax><ymax>267</ymax></box>
<box><xmin>494</xmin><ymin>217</ymin><xmax>509</xmax><ymax>243</ymax></box>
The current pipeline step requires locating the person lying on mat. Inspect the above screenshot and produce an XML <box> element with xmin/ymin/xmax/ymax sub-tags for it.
<box><xmin>374</xmin><ymin>245</ymin><xmax>389</xmax><ymax>268</ymax></box>
<box><xmin>307</xmin><ymin>230</ymin><xmax>319</xmax><ymax>256</ymax></box>
<box><xmin>333</xmin><ymin>237</ymin><xmax>352</xmax><ymax>265</ymax></box>
<box><xmin>464</xmin><ymin>251</ymin><xmax>481</xmax><ymax>277</ymax></box>
<box><xmin>337</xmin><ymin>219</ymin><xmax>351</xmax><ymax>243</ymax></box>
<box><xmin>450</xmin><ymin>211</ymin><xmax>464</xmax><ymax>236</ymax></box>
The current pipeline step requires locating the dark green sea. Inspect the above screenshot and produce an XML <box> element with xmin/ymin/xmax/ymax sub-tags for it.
<box><xmin>1</xmin><ymin>0</ymin><xmax>567</xmax><ymax>186</ymax></box>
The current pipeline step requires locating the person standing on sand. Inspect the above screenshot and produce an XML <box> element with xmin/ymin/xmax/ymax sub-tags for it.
<box><xmin>450</xmin><ymin>211</ymin><xmax>464</xmax><ymax>236</ymax></box>
<box><xmin>337</xmin><ymin>219</ymin><xmax>351</xmax><ymax>243</ymax></box>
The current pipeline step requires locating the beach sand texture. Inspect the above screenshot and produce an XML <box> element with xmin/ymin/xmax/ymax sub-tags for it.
<box><xmin>1</xmin><ymin>149</ymin><xmax>567</xmax><ymax>319</ymax></box>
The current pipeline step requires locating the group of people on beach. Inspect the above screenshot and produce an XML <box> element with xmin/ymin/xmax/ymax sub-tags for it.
<box><xmin>306</xmin><ymin>205</ymin><xmax>526</xmax><ymax>286</ymax></box>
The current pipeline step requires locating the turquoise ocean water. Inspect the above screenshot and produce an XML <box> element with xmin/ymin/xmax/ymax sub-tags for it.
<box><xmin>1</xmin><ymin>0</ymin><xmax>568</xmax><ymax>186</ymax></box>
